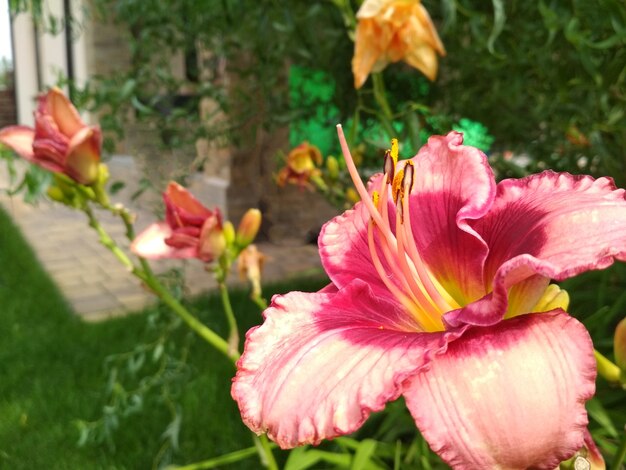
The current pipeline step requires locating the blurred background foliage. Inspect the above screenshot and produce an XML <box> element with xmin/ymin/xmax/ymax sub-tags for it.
<box><xmin>10</xmin><ymin>0</ymin><xmax>626</xmax><ymax>181</ymax></box>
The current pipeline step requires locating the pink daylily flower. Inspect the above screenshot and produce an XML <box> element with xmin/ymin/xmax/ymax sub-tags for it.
<box><xmin>131</xmin><ymin>181</ymin><xmax>223</xmax><ymax>262</ymax></box>
<box><xmin>231</xmin><ymin>128</ymin><xmax>626</xmax><ymax>469</ymax></box>
<box><xmin>0</xmin><ymin>87</ymin><xmax>102</xmax><ymax>185</ymax></box>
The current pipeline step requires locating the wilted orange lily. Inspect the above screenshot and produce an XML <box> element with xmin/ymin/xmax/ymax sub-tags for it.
<box><xmin>276</xmin><ymin>142</ymin><xmax>323</xmax><ymax>190</ymax></box>
<box><xmin>352</xmin><ymin>0</ymin><xmax>446</xmax><ymax>89</ymax></box>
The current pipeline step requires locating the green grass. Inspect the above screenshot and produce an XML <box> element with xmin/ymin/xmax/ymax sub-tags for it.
<box><xmin>0</xmin><ymin>205</ymin><xmax>327</xmax><ymax>469</ymax></box>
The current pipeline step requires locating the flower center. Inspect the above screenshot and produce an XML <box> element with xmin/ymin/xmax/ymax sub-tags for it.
<box><xmin>338</xmin><ymin>125</ymin><xmax>459</xmax><ymax>332</ymax></box>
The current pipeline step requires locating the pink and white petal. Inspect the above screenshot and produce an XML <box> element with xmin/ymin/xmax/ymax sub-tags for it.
<box><xmin>131</xmin><ymin>222</ymin><xmax>197</xmax><ymax>259</ymax></box>
<box><xmin>232</xmin><ymin>280</ymin><xmax>465</xmax><ymax>449</ymax></box>
<box><xmin>476</xmin><ymin>171</ymin><xmax>626</xmax><ymax>284</ymax></box>
<box><xmin>403</xmin><ymin>132</ymin><xmax>495</xmax><ymax>305</ymax></box>
<box><xmin>46</xmin><ymin>87</ymin><xmax>86</xmax><ymax>138</ymax></box>
<box><xmin>0</xmin><ymin>126</ymin><xmax>35</xmax><ymax>160</ymax></box>
<box><xmin>320</xmin><ymin>195</ymin><xmax>403</xmax><ymax>305</ymax></box>
<box><xmin>404</xmin><ymin>311</ymin><xmax>596</xmax><ymax>470</ymax></box>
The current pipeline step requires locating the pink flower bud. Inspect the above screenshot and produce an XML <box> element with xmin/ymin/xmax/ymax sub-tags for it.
<box><xmin>0</xmin><ymin>87</ymin><xmax>102</xmax><ymax>185</ymax></box>
<box><xmin>131</xmin><ymin>182</ymin><xmax>223</xmax><ymax>262</ymax></box>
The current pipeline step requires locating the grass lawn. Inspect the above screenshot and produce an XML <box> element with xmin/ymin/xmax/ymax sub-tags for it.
<box><xmin>0</xmin><ymin>205</ymin><xmax>327</xmax><ymax>469</ymax></box>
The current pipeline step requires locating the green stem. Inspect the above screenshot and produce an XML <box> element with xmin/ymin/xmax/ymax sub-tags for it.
<box><xmin>144</xmin><ymin>274</ymin><xmax>239</xmax><ymax>363</ymax></box>
<box><xmin>103</xmin><ymin>201</ymin><xmax>156</xmax><ymax>278</ymax></box>
<box><xmin>83</xmin><ymin>206</ymin><xmax>238</xmax><ymax>364</ymax></box>
<box><xmin>252</xmin><ymin>294</ymin><xmax>268</xmax><ymax>311</ymax></box>
<box><xmin>167</xmin><ymin>442</ymin><xmax>276</xmax><ymax>470</ymax></box>
<box><xmin>254</xmin><ymin>434</ymin><xmax>279</xmax><ymax>470</ymax></box>
<box><xmin>612</xmin><ymin>427</ymin><xmax>626</xmax><ymax>469</ymax></box>
<box><xmin>372</xmin><ymin>73</ymin><xmax>396</xmax><ymax>140</ymax></box>
<box><xmin>84</xmin><ymin>205</ymin><xmax>135</xmax><ymax>271</ymax></box>
<box><xmin>219</xmin><ymin>281</ymin><xmax>240</xmax><ymax>356</ymax></box>
<box><xmin>594</xmin><ymin>350</ymin><xmax>622</xmax><ymax>384</ymax></box>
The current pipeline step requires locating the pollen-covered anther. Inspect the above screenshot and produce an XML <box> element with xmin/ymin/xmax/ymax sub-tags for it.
<box><xmin>372</xmin><ymin>191</ymin><xmax>380</xmax><ymax>207</ymax></box>
<box><xmin>392</xmin><ymin>168</ymin><xmax>405</xmax><ymax>204</ymax></box>
<box><xmin>390</xmin><ymin>138</ymin><xmax>399</xmax><ymax>162</ymax></box>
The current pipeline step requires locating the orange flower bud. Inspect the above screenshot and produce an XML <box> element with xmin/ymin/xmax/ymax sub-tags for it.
<box><xmin>236</xmin><ymin>208</ymin><xmax>262</xmax><ymax>249</ymax></box>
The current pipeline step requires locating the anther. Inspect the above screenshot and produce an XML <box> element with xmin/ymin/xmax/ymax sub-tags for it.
<box><xmin>383</xmin><ymin>149</ymin><xmax>395</xmax><ymax>181</ymax></box>
<box><xmin>390</xmin><ymin>138</ymin><xmax>399</xmax><ymax>163</ymax></box>
<box><xmin>372</xmin><ymin>191</ymin><xmax>380</xmax><ymax>207</ymax></box>
<box><xmin>402</xmin><ymin>161</ymin><xmax>415</xmax><ymax>194</ymax></box>
<box><xmin>392</xmin><ymin>168</ymin><xmax>405</xmax><ymax>203</ymax></box>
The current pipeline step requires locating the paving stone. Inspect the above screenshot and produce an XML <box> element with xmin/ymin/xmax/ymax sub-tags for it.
<box><xmin>71</xmin><ymin>292</ymin><xmax>123</xmax><ymax>313</ymax></box>
<box><xmin>0</xmin><ymin>159</ymin><xmax>325</xmax><ymax>320</ymax></box>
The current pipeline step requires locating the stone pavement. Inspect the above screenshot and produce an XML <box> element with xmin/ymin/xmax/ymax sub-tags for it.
<box><xmin>0</xmin><ymin>157</ymin><xmax>325</xmax><ymax>321</ymax></box>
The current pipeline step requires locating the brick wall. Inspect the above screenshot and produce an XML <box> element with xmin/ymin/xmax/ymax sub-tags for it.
<box><xmin>0</xmin><ymin>74</ymin><xmax>17</xmax><ymax>128</ymax></box>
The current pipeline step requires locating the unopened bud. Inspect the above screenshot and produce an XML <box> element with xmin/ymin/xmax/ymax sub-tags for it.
<box><xmin>223</xmin><ymin>220</ymin><xmax>236</xmax><ymax>245</ymax></box>
<box><xmin>615</xmin><ymin>316</ymin><xmax>626</xmax><ymax>371</ymax></box>
<box><xmin>236</xmin><ymin>208</ymin><xmax>262</xmax><ymax>248</ymax></box>
<box><xmin>326</xmin><ymin>156</ymin><xmax>339</xmax><ymax>180</ymax></box>
<box><xmin>199</xmin><ymin>217</ymin><xmax>226</xmax><ymax>261</ymax></box>
<box><xmin>47</xmin><ymin>185</ymin><xmax>66</xmax><ymax>203</ymax></box>
<box><xmin>346</xmin><ymin>187</ymin><xmax>360</xmax><ymax>204</ymax></box>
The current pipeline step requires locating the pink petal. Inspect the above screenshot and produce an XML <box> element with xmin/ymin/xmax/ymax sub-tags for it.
<box><xmin>66</xmin><ymin>126</ymin><xmax>102</xmax><ymax>184</ymax></box>
<box><xmin>582</xmin><ymin>430</ymin><xmax>606</xmax><ymax>469</ymax></box>
<box><xmin>479</xmin><ymin>171</ymin><xmax>626</xmax><ymax>283</ymax></box>
<box><xmin>164</xmin><ymin>181</ymin><xmax>214</xmax><ymax>227</ymax></box>
<box><xmin>319</xmin><ymin>196</ymin><xmax>400</xmax><ymax>304</ymax></box>
<box><xmin>449</xmin><ymin>171</ymin><xmax>626</xmax><ymax>327</ymax></box>
<box><xmin>0</xmin><ymin>125</ymin><xmax>35</xmax><ymax>160</ymax></box>
<box><xmin>46</xmin><ymin>87</ymin><xmax>86</xmax><ymax>138</ymax></box>
<box><xmin>131</xmin><ymin>222</ymin><xmax>198</xmax><ymax>259</ymax></box>
<box><xmin>319</xmin><ymin>132</ymin><xmax>496</xmax><ymax>311</ymax></box>
<box><xmin>232</xmin><ymin>280</ymin><xmax>466</xmax><ymax>449</ymax></box>
<box><xmin>404</xmin><ymin>132</ymin><xmax>495</xmax><ymax>305</ymax></box>
<box><xmin>404</xmin><ymin>311</ymin><xmax>596</xmax><ymax>470</ymax></box>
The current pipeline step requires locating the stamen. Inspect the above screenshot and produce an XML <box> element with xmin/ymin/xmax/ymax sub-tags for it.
<box><xmin>400</xmin><ymin>193</ymin><xmax>460</xmax><ymax>311</ymax></box>
<box><xmin>392</xmin><ymin>168</ymin><xmax>405</xmax><ymax>204</ymax></box>
<box><xmin>368</xmin><ymin>220</ymin><xmax>438</xmax><ymax>331</ymax></box>
<box><xmin>390</xmin><ymin>138</ymin><xmax>399</xmax><ymax>163</ymax></box>
<box><xmin>402</xmin><ymin>161</ymin><xmax>415</xmax><ymax>194</ymax></box>
<box><xmin>372</xmin><ymin>191</ymin><xmax>380</xmax><ymax>208</ymax></box>
<box><xmin>337</xmin><ymin>125</ymin><xmax>388</xmax><ymax>233</ymax></box>
<box><xmin>383</xmin><ymin>150</ymin><xmax>395</xmax><ymax>181</ymax></box>
<box><xmin>375</xmin><ymin>178</ymin><xmax>422</xmax><ymax>298</ymax></box>
<box><xmin>395</xmin><ymin>195</ymin><xmax>444</xmax><ymax>329</ymax></box>
<box><xmin>337</xmin><ymin>126</ymin><xmax>455</xmax><ymax>331</ymax></box>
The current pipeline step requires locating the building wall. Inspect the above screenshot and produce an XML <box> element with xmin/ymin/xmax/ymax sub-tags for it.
<box><xmin>0</xmin><ymin>84</ymin><xmax>17</xmax><ymax>128</ymax></box>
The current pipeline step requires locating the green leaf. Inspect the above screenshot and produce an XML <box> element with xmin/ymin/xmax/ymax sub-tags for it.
<box><xmin>587</xmin><ymin>397</ymin><xmax>619</xmax><ymax>438</ymax></box>
<box><xmin>108</xmin><ymin>181</ymin><xmax>126</xmax><ymax>195</ymax></box>
<box><xmin>351</xmin><ymin>439</ymin><xmax>378</xmax><ymax>470</ymax></box>
<box><xmin>284</xmin><ymin>447</ymin><xmax>322</xmax><ymax>470</ymax></box>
